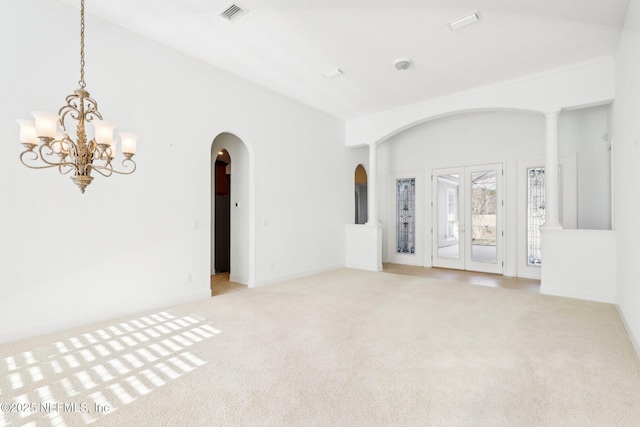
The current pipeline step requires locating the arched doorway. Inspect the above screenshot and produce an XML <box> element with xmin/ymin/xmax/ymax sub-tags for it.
<box><xmin>211</xmin><ymin>133</ymin><xmax>252</xmax><ymax>292</ymax></box>
<box><xmin>354</xmin><ymin>164</ymin><xmax>368</xmax><ymax>224</ymax></box>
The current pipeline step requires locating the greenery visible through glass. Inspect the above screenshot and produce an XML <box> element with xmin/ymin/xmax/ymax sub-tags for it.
<box><xmin>471</xmin><ymin>171</ymin><xmax>497</xmax><ymax>263</ymax></box>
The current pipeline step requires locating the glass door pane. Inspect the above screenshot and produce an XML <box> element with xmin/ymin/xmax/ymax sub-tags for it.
<box><xmin>437</xmin><ymin>174</ymin><xmax>460</xmax><ymax>259</ymax></box>
<box><xmin>470</xmin><ymin>170</ymin><xmax>498</xmax><ymax>263</ymax></box>
<box><xmin>432</xmin><ymin>167</ymin><xmax>466</xmax><ymax>270</ymax></box>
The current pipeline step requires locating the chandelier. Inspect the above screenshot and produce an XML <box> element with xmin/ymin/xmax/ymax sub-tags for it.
<box><xmin>17</xmin><ymin>0</ymin><xmax>137</xmax><ymax>193</ymax></box>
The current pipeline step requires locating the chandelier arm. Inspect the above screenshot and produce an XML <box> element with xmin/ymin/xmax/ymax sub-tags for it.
<box><xmin>20</xmin><ymin>150</ymin><xmax>62</xmax><ymax>170</ymax></box>
<box><xmin>93</xmin><ymin>159</ymin><xmax>137</xmax><ymax>175</ymax></box>
<box><xmin>19</xmin><ymin>148</ymin><xmax>77</xmax><ymax>172</ymax></box>
<box><xmin>58</xmin><ymin>164</ymin><xmax>76</xmax><ymax>175</ymax></box>
<box><xmin>91</xmin><ymin>166</ymin><xmax>114</xmax><ymax>178</ymax></box>
<box><xmin>37</xmin><ymin>143</ymin><xmax>79</xmax><ymax>168</ymax></box>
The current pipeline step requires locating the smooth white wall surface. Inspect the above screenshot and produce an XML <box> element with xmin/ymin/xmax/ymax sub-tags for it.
<box><xmin>345</xmin><ymin>225</ymin><xmax>382</xmax><ymax>271</ymax></box>
<box><xmin>0</xmin><ymin>0</ymin><xmax>346</xmax><ymax>342</ymax></box>
<box><xmin>377</xmin><ymin>109</ymin><xmax>610</xmax><ymax>274</ymax></box>
<box><xmin>612</xmin><ymin>0</ymin><xmax>640</xmax><ymax>353</ymax></box>
<box><xmin>560</xmin><ymin>106</ymin><xmax>612</xmax><ymax>230</ymax></box>
<box><xmin>540</xmin><ymin>229</ymin><xmax>617</xmax><ymax>303</ymax></box>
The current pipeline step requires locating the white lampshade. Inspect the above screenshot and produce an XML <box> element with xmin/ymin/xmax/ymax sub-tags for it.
<box><xmin>119</xmin><ymin>132</ymin><xmax>138</xmax><ymax>155</ymax></box>
<box><xmin>92</xmin><ymin>119</ymin><xmax>115</xmax><ymax>145</ymax></box>
<box><xmin>30</xmin><ymin>111</ymin><xmax>58</xmax><ymax>138</ymax></box>
<box><xmin>17</xmin><ymin>120</ymin><xmax>38</xmax><ymax>144</ymax></box>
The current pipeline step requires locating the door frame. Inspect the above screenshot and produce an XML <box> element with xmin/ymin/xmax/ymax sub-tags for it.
<box><xmin>432</xmin><ymin>162</ymin><xmax>504</xmax><ymax>274</ymax></box>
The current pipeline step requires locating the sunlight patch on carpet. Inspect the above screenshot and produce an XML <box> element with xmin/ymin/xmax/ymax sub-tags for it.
<box><xmin>0</xmin><ymin>311</ymin><xmax>221</xmax><ymax>426</ymax></box>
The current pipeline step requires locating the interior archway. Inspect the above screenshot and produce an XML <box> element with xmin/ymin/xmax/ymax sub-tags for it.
<box><xmin>211</xmin><ymin>133</ymin><xmax>251</xmax><ymax>293</ymax></box>
<box><xmin>354</xmin><ymin>164</ymin><xmax>368</xmax><ymax>224</ymax></box>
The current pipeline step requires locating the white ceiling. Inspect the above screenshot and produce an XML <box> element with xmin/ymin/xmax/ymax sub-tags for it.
<box><xmin>55</xmin><ymin>0</ymin><xmax>630</xmax><ymax>120</ymax></box>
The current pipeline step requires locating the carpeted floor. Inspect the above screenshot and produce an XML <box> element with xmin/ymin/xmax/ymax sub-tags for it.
<box><xmin>1</xmin><ymin>268</ymin><xmax>639</xmax><ymax>426</ymax></box>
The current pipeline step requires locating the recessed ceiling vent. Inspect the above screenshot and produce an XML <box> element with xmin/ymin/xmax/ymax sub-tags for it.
<box><xmin>220</xmin><ymin>3</ymin><xmax>248</xmax><ymax>22</ymax></box>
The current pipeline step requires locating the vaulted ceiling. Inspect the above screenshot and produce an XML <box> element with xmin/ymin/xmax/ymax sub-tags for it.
<box><xmin>55</xmin><ymin>0</ymin><xmax>630</xmax><ymax>119</ymax></box>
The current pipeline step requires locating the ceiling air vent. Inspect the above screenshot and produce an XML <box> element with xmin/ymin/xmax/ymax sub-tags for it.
<box><xmin>220</xmin><ymin>3</ymin><xmax>248</xmax><ymax>22</ymax></box>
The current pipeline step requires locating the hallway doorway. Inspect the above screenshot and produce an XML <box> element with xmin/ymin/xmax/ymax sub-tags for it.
<box><xmin>214</xmin><ymin>149</ymin><xmax>231</xmax><ymax>273</ymax></box>
<box><xmin>210</xmin><ymin>132</ymin><xmax>251</xmax><ymax>287</ymax></box>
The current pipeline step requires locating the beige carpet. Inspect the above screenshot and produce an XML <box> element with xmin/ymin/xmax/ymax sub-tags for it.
<box><xmin>1</xmin><ymin>269</ymin><xmax>639</xmax><ymax>426</ymax></box>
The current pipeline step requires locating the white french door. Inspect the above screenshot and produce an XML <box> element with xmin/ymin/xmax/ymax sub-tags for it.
<box><xmin>432</xmin><ymin>163</ymin><xmax>504</xmax><ymax>274</ymax></box>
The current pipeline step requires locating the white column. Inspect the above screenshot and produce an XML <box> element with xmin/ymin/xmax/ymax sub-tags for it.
<box><xmin>544</xmin><ymin>111</ymin><xmax>562</xmax><ymax>228</ymax></box>
<box><xmin>366</xmin><ymin>142</ymin><xmax>378</xmax><ymax>225</ymax></box>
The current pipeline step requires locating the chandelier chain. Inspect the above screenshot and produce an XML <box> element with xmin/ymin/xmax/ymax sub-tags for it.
<box><xmin>79</xmin><ymin>0</ymin><xmax>86</xmax><ymax>88</ymax></box>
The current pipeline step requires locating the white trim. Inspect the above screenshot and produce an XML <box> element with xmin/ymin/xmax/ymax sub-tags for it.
<box><xmin>252</xmin><ymin>264</ymin><xmax>345</xmax><ymax>287</ymax></box>
<box><xmin>616</xmin><ymin>305</ymin><xmax>640</xmax><ymax>361</ymax></box>
<box><xmin>541</xmin><ymin>287</ymin><xmax>615</xmax><ymax>304</ymax></box>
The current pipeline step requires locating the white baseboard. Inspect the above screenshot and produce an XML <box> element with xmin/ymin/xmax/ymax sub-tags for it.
<box><xmin>229</xmin><ymin>275</ymin><xmax>248</xmax><ymax>286</ymax></box>
<box><xmin>344</xmin><ymin>262</ymin><xmax>383</xmax><ymax>272</ymax></box>
<box><xmin>0</xmin><ymin>289</ymin><xmax>211</xmax><ymax>345</ymax></box>
<box><xmin>540</xmin><ymin>286</ymin><xmax>615</xmax><ymax>304</ymax></box>
<box><xmin>253</xmin><ymin>264</ymin><xmax>344</xmax><ymax>287</ymax></box>
<box><xmin>616</xmin><ymin>305</ymin><xmax>640</xmax><ymax>361</ymax></box>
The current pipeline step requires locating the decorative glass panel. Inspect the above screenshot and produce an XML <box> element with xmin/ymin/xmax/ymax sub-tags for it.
<box><xmin>396</xmin><ymin>178</ymin><xmax>415</xmax><ymax>254</ymax></box>
<box><xmin>470</xmin><ymin>170</ymin><xmax>497</xmax><ymax>263</ymax></box>
<box><xmin>527</xmin><ymin>168</ymin><xmax>545</xmax><ymax>266</ymax></box>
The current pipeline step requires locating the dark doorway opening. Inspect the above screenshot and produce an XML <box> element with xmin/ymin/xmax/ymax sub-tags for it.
<box><xmin>214</xmin><ymin>150</ymin><xmax>231</xmax><ymax>273</ymax></box>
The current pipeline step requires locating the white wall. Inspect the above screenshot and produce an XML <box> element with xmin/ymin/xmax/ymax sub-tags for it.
<box><xmin>377</xmin><ymin>108</ymin><xmax>610</xmax><ymax>274</ymax></box>
<box><xmin>540</xmin><ymin>229</ymin><xmax>617</xmax><ymax>303</ymax></box>
<box><xmin>346</xmin><ymin>58</ymin><xmax>615</xmax><ymax>147</ymax></box>
<box><xmin>0</xmin><ymin>0</ymin><xmax>347</xmax><ymax>342</ymax></box>
<box><xmin>612</xmin><ymin>0</ymin><xmax>640</xmax><ymax>353</ymax></box>
<box><xmin>560</xmin><ymin>106</ymin><xmax>612</xmax><ymax>230</ymax></box>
